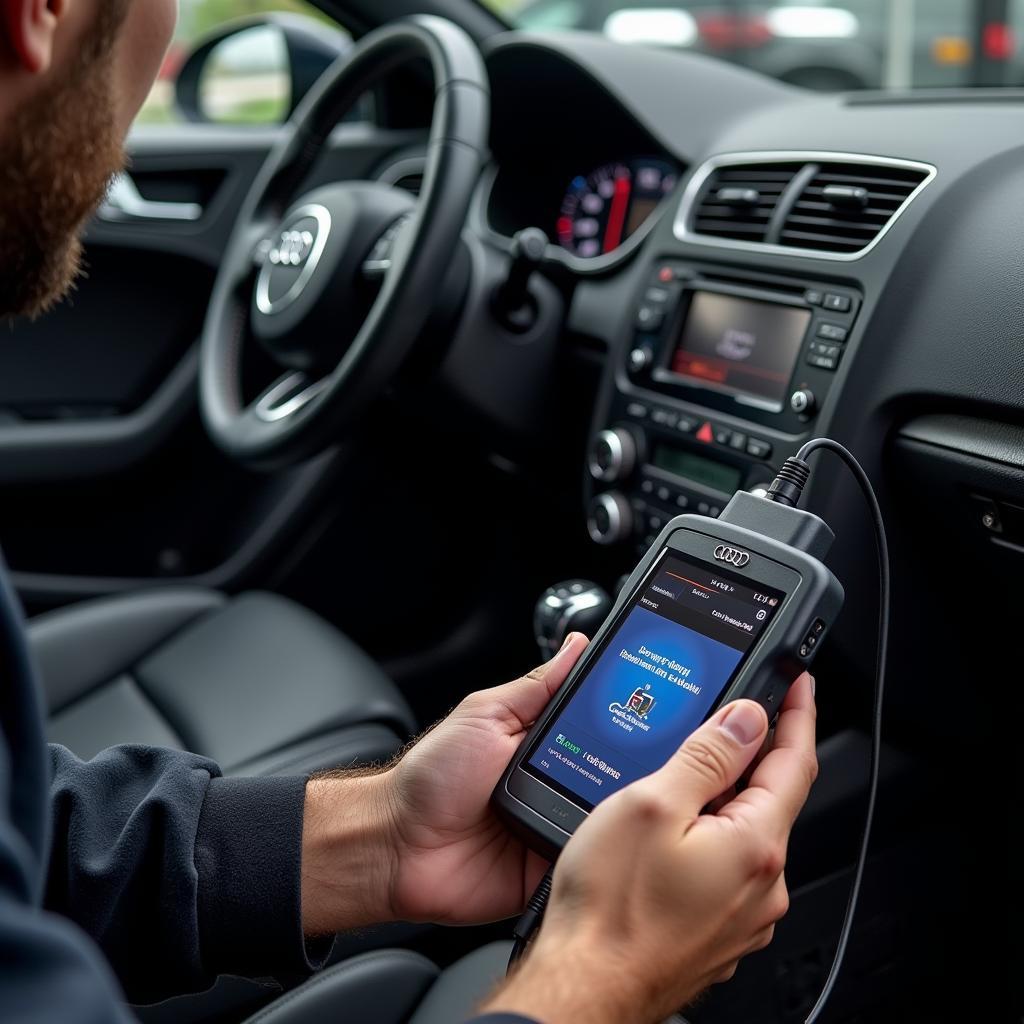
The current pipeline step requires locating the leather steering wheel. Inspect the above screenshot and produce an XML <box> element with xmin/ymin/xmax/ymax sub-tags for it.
<box><xmin>199</xmin><ymin>16</ymin><xmax>489</xmax><ymax>467</ymax></box>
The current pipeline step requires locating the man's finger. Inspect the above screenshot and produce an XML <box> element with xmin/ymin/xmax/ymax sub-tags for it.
<box><xmin>728</xmin><ymin>674</ymin><xmax>817</xmax><ymax>832</ymax></box>
<box><xmin>472</xmin><ymin>633</ymin><xmax>589</xmax><ymax>733</ymax></box>
<box><xmin>655</xmin><ymin>699</ymin><xmax>769</xmax><ymax>818</ymax></box>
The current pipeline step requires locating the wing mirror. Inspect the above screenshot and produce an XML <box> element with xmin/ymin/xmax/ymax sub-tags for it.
<box><xmin>174</xmin><ymin>13</ymin><xmax>352</xmax><ymax>125</ymax></box>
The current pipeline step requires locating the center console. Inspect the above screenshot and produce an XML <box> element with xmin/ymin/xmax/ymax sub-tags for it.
<box><xmin>586</xmin><ymin>261</ymin><xmax>860</xmax><ymax>553</ymax></box>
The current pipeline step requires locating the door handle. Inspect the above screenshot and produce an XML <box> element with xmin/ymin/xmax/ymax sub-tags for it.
<box><xmin>98</xmin><ymin>173</ymin><xmax>203</xmax><ymax>223</ymax></box>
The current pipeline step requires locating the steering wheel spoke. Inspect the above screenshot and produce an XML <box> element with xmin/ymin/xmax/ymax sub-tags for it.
<box><xmin>252</xmin><ymin>372</ymin><xmax>330</xmax><ymax>424</ymax></box>
<box><xmin>362</xmin><ymin>212</ymin><xmax>415</xmax><ymax>279</ymax></box>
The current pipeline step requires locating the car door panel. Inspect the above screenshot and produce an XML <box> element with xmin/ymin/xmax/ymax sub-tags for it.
<box><xmin>0</xmin><ymin>122</ymin><xmax>427</xmax><ymax>611</ymax></box>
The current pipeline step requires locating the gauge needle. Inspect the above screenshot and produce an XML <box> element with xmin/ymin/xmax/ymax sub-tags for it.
<box><xmin>603</xmin><ymin>175</ymin><xmax>631</xmax><ymax>253</ymax></box>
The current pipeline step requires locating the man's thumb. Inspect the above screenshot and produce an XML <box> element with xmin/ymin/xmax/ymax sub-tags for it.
<box><xmin>659</xmin><ymin>700</ymin><xmax>769</xmax><ymax>814</ymax></box>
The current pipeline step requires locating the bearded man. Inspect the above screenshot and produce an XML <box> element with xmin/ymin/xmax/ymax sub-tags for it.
<box><xmin>0</xmin><ymin>4</ymin><xmax>816</xmax><ymax>1023</ymax></box>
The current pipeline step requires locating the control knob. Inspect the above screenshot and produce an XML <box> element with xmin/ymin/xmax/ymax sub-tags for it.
<box><xmin>790</xmin><ymin>388</ymin><xmax>817</xmax><ymax>416</ymax></box>
<box><xmin>587</xmin><ymin>492</ymin><xmax>633</xmax><ymax>545</ymax></box>
<box><xmin>588</xmin><ymin>427</ymin><xmax>638</xmax><ymax>483</ymax></box>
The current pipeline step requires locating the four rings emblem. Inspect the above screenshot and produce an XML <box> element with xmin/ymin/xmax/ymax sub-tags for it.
<box><xmin>714</xmin><ymin>545</ymin><xmax>751</xmax><ymax>568</ymax></box>
<box><xmin>255</xmin><ymin>204</ymin><xmax>332</xmax><ymax>316</ymax></box>
<box><xmin>269</xmin><ymin>229</ymin><xmax>315</xmax><ymax>268</ymax></box>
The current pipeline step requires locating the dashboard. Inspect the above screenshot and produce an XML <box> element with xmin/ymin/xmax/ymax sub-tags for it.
<box><xmin>459</xmin><ymin>30</ymin><xmax>1024</xmax><ymax>723</ymax></box>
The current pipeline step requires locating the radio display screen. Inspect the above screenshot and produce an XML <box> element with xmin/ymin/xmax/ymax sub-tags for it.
<box><xmin>653</xmin><ymin>446</ymin><xmax>742</xmax><ymax>495</ymax></box>
<box><xmin>666</xmin><ymin>291</ymin><xmax>810</xmax><ymax>410</ymax></box>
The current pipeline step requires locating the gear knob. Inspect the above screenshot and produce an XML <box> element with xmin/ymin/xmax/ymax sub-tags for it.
<box><xmin>534</xmin><ymin>580</ymin><xmax>611</xmax><ymax>660</ymax></box>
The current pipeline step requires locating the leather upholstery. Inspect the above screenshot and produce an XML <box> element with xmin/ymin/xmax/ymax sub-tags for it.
<box><xmin>33</xmin><ymin>588</ymin><xmax>224</xmax><ymax>713</ymax></box>
<box><xmin>243</xmin><ymin>950</ymin><xmax>440</xmax><ymax>1024</ymax></box>
<box><xmin>240</xmin><ymin>943</ymin><xmax>512</xmax><ymax>1024</ymax></box>
<box><xmin>408</xmin><ymin>942</ymin><xmax>512</xmax><ymax>1024</ymax></box>
<box><xmin>35</xmin><ymin>588</ymin><xmax>415</xmax><ymax>775</ymax></box>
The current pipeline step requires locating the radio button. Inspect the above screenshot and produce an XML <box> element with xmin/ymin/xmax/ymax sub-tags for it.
<box><xmin>628</xmin><ymin>346</ymin><xmax>653</xmax><ymax>373</ymax></box>
<box><xmin>729</xmin><ymin>432</ymin><xmax>747</xmax><ymax>451</ymax></box>
<box><xmin>817</xmin><ymin>323</ymin><xmax>848</xmax><ymax>342</ymax></box>
<box><xmin>676</xmin><ymin>494</ymin><xmax>690</xmax><ymax>508</ymax></box>
<box><xmin>810</xmin><ymin>340</ymin><xmax>841</xmax><ymax>357</ymax></box>
<box><xmin>713</xmin><ymin>426</ymin><xmax>733</xmax><ymax>446</ymax></box>
<box><xmin>807</xmin><ymin>353</ymin><xmax>840</xmax><ymax>371</ymax></box>
<box><xmin>635</xmin><ymin>305</ymin><xmax>664</xmax><ymax>331</ymax></box>
<box><xmin>823</xmin><ymin>292</ymin><xmax>852</xmax><ymax>312</ymax></box>
<box><xmin>746</xmin><ymin>437</ymin><xmax>773</xmax><ymax>460</ymax></box>
<box><xmin>645</xmin><ymin>286</ymin><xmax>671</xmax><ymax>305</ymax></box>
<box><xmin>697</xmin><ymin>501</ymin><xmax>710</xmax><ymax>515</ymax></box>
<box><xmin>676</xmin><ymin>414</ymin><xmax>698</xmax><ymax>433</ymax></box>
<box><xmin>626</xmin><ymin>401</ymin><xmax>649</xmax><ymax>420</ymax></box>
<box><xmin>790</xmin><ymin>388</ymin><xmax>817</xmax><ymax>416</ymax></box>
<box><xmin>651</xmin><ymin>408</ymin><xmax>678</xmax><ymax>429</ymax></box>
<box><xmin>804</xmin><ymin>288</ymin><xmax>824</xmax><ymax>306</ymax></box>
<box><xmin>641</xmin><ymin>479</ymin><xmax>655</xmax><ymax>495</ymax></box>
<box><xmin>656</xmin><ymin>486</ymin><xmax>672</xmax><ymax>503</ymax></box>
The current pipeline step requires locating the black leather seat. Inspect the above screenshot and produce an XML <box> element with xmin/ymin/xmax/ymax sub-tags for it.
<box><xmin>241</xmin><ymin>942</ymin><xmax>513</xmax><ymax>1024</ymax></box>
<box><xmin>32</xmin><ymin>588</ymin><xmax>416</xmax><ymax>775</ymax></box>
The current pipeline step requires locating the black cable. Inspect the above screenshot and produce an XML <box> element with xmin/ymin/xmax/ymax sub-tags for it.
<box><xmin>789</xmin><ymin>439</ymin><xmax>889</xmax><ymax>1023</ymax></box>
<box><xmin>507</xmin><ymin>867</ymin><xmax>554</xmax><ymax>971</ymax></box>
<box><xmin>506</xmin><ymin>439</ymin><xmax>889</xmax><ymax>1024</ymax></box>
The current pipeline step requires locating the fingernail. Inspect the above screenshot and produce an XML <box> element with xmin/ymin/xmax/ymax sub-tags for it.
<box><xmin>809</xmin><ymin>675</ymin><xmax>816</xmax><ymax>698</ymax></box>
<box><xmin>720</xmin><ymin>702</ymin><xmax>765</xmax><ymax>746</ymax></box>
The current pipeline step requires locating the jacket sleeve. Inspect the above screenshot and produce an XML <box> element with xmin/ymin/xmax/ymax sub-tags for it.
<box><xmin>45</xmin><ymin>744</ymin><xmax>329</xmax><ymax>1005</ymax></box>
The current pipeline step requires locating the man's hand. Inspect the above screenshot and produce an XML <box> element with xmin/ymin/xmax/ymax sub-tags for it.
<box><xmin>300</xmin><ymin>635</ymin><xmax>589</xmax><ymax>935</ymax></box>
<box><xmin>480</xmin><ymin>674</ymin><xmax>817</xmax><ymax>1024</ymax></box>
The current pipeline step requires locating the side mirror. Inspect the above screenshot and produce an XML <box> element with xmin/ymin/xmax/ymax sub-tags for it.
<box><xmin>174</xmin><ymin>13</ymin><xmax>352</xmax><ymax>125</ymax></box>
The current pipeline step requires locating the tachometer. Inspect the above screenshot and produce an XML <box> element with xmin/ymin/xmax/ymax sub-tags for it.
<box><xmin>557</xmin><ymin>159</ymin><xmax>678</xmax><ymax>258</ymax></box>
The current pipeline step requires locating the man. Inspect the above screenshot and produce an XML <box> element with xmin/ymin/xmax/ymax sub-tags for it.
<box><xmin>0</xmin><ymin>3</ymin><xmax>819</xmax><ymax>1022</ymax></box>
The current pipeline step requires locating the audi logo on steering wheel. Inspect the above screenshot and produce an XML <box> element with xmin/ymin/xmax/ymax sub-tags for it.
<box><xmin>714</xmin><ymin>545</ymin><xmax>751</xmax><ymax>568</ymax></box>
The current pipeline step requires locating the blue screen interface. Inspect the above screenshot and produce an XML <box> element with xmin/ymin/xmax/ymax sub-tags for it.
<box><xmin>525</xmin><ymin>552</ymin><xmax>785</xmax><ymax>810</ymax></box>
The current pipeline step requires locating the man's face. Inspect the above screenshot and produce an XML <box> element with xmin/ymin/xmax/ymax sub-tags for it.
<box><xmin>0</xmin><ymin>0</ymin><xmax>178</xmax><ymax>319</ymax></box>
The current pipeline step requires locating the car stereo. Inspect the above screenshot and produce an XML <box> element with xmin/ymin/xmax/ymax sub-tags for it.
<box><xmin>585</xmin><ymin>263</ymin><xmax>860</xmax><ymax>553</ymax></box>
<box><xmin>630</xmin><ymin>265</ymin><xmax>859</xmax><ymax>427</ymax></box>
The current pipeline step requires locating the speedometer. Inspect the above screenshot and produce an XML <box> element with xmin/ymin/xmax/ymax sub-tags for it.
<box><xmin>557</xmin><ymin>158</ymin><xmax>678</xmax><ymax>258</ymax></box>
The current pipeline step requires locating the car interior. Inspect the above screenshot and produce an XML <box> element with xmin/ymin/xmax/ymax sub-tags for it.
<box><xmin>5</xmin><ymin>0</ymin><xmax>1023</xmax><ymax>1021</ymax></box>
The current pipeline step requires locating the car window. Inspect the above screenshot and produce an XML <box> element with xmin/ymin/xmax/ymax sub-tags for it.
<box><xmin>488</xmin><ymin>0</ymin><xmax>1024</xmax><ymax>91</ymax></box>
<box><xmin>139</xmin><ymin>0</ymin><xmax>348</xmax><ymax>126</ymax></box>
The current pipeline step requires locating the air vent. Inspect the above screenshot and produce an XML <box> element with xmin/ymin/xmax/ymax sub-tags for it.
<box><xmin>779</xmin><ymin>161</ymin><xmax>930</xmax><ymax>255</ymax></box>
<box><xmin>690</xmin><ymin>162</ymin><xmax>803</xmax><ymax>243</ymax></box>
<box><xmin>676</xmin><ymin>153</ymin><xmax>935</xmax><ymax>260</ymax></box>
<box><xmin>392</xmin><ymin>171</ymin><xmax>423</xmax><ymax>197</ymax></box>
<box><xmin>377</xmin><ymin>157</ymin><xmax>425</xmax><ymax>197</ymax></box>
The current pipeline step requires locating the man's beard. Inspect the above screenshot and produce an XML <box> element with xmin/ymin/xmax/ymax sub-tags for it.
<box><xmin>0</xmin><ymin>11</ymin><xmax>129</xmax><ymax>320</ymax></box>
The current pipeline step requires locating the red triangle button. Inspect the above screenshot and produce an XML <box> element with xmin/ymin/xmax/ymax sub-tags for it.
<box><xmin>696</xmin><ymin>421</ymin><xmax>714</xmax><ymax>444</ymax></box>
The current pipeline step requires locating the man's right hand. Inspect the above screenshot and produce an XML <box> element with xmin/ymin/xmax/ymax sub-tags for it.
<box><xmin>479</xmin><ymin>673</ymin><xmax>818</xmax><ymax>1024</ymax></box>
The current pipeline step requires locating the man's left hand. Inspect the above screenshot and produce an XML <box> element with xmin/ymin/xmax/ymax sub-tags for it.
<box><xmin>300</xmin><ymin>635</ymin><xmax>588</xmax><ymax>934</ymax></box>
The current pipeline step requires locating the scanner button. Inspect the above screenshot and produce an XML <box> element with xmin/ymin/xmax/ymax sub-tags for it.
<box><xmin>811</xmin><ymin>619</ymin><xmax>826</xmax><ymax>636</ymax></box>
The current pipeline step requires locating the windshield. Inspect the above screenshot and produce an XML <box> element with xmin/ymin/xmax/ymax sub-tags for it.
<box><xmin>481</xmin><ymin>0</ymin><xmax>1024</xmax><ymax>91</ymax></box>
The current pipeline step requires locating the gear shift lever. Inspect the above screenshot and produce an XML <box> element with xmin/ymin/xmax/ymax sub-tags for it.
<box><xmin>534</xmin><ymin>580</ymin><xmax>611</xmax><ymax>660</ymax></box>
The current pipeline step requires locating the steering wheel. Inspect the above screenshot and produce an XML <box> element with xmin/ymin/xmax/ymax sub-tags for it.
<box><xmin>199</xmin><ymin>16</ymin><xmax>489</xmax><ymax>467</ymax></box>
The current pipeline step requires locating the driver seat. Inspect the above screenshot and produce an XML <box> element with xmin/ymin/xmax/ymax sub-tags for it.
<box><xmin>32</xmin><ymin>587</ymin><xmax>416</xmax><ymax>776</ymax></box>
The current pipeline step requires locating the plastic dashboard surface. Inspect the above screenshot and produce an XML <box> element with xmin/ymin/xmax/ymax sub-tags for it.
<box><xmin>477</xmin><ymin>30</ymin><xmax>1024</xmax><ymax>682</ymax></box>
